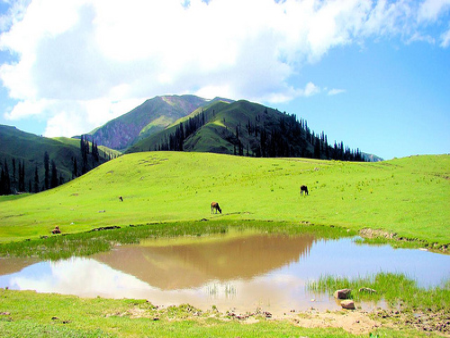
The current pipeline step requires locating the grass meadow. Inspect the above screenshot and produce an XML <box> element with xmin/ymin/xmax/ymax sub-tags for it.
<box><xmin>0</xmin><ymin>152</ymin><xmax>449</xmax><ymax>246</ymax></box>
<box><xmin>1</xmin><ymin>152</ymin><xmax>449</xmax><ymax>337</ymax></box>
<box><xmin>0</xmin><ymin>288</ymin><xmax>444</xmax><ymax>338</ymax></box>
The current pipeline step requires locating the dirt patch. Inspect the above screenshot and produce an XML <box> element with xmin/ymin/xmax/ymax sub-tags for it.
<box><xmin>359</xmin><ymin>228</ymin><xmax>450</xmax><ymax>252</ymax></box>
<box><xmin>105</xmin><ymin>303</ymin><xmax>450</xmax><ymax>336</ymax></box>
<box><xmin>359</xmin><ymin>228</ymin><xmax>396</xmax><ymax>239</ymax></box>
<box><xmin>375</xmin><ymin>309</ymin><xmax>450</xmax><ymax>336</ymax></box>
<box><xmin>288</xmin><ymin>310</ymin><xmax>381</xmax><ymax>335</ymax></box>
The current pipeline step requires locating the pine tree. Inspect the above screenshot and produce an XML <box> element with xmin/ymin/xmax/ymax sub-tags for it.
<box><xmin>44</xmin><ymin>151</ymin><xmax>50</xmax><ymax>190</ymax></box>
<box><xmin>92</xmin><ymin>140</ymin><xmax>99</xmax><ymax>162</ymax></box>
<box><xmin>72</xmin><ymin>157</ymin><xmax>78</xmax><ymax>178</ymax></box>
<box><xmin>51</xmin><ymin>160</ymin><xmax>58</xmax><ymax>189</ymax></box>
<box><xmin>34</xmin><ymin>165</ymin><xmax>39</xmax><ymax>193</ymax></box>
<box><xmin>1</xmin><ymin>160</ymin><xmax>11</xmax><ymax>195</ymax></box>
<box><xmin>18</xmin><ymin>160</ymin><xmax>25</xmax><ymax>192</ymax></box>
<box><xmin>11</xmin><ymin>158</ymin><xmax>17</xmax><ymax>192</ymax></box>
<box><xmin>80</xmin><ymin>135</ymin><xmax>88</xmax><ymax>174</ymax></box>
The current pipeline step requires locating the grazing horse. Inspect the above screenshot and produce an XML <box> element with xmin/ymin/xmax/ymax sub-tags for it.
<box><xmin>52</xmin><ymin>226</ymin><xmax>61</xmax><ymax>234</ymax></box>
<box><xmin>300</xmin><ymin>185</ymin><xmax>309</xmax><ymax>196</ymax></box>
<box><xmin>211</xmin><ymin>202</ymin><xmax>222</xmax><ymax>214</ymax></box>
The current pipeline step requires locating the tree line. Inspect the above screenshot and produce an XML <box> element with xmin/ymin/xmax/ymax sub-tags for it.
<box><xmin>0</xmin><ymin>152</ymin><xmax>64</xmax><ymax>195</ymax></box>
<box><xmin>243</xmin><ymin>110</ymin><xmax>364</xmax><ymax>161</ymax></box>
<box><xmin>151</xmin><ymin>107</ymin><xmax>365</xmax><ymax>162</ymax></box>
<box><xmin>153</xmin><ymin>109</ymin><xmax>209</xmax><ymax>151</ymax></box>
<box><xmin>0</xmin><ymin>136</ymin><xmax>110</xmax><ymax>196</ymax></box>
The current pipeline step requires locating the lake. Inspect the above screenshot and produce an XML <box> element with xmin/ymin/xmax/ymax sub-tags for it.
<box><xmin>1</xmin><ymin>229</ymin><xmax>449</xmax><ymax>315</ymax></box>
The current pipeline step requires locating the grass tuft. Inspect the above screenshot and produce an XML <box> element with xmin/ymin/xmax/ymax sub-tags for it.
<box><xmin>308</xmin><ymin>272</ymin><xmax>450</xmax><ymax>312</ymax></box>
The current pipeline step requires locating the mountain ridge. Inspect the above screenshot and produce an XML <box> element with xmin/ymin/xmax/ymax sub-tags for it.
<box><xmin>82</xmin><ymin>95</ymin><xmax>213</xmax><ymax>151</ymax></box>
<box><xmin>127</xmin><ymin>98</ymin><xmax>368</xmax><ymax>162</ymax></box>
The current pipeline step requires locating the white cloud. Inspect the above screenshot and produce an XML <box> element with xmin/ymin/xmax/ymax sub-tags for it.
<box><xmin>441</xmin><ymin>27</ymin><xmax>450</xmax><ymax>47</ymax></box>
<box><xmin>5</xmin><ymin>97</ymin><xmax>145</xmax><ymax>137</ymax></box>
<box><xmin>302</xmin><ymin>82</ymin><xmax>321</xmax><ymax>97</ymax></box>
<box><xmin>418</xmin><ymin>0</ymin><xmax>450</xmax><ymax>22</ymax></box>
<box><xmin>328</xmin><ymin>88</ymin><xmax>346</xmax><ymax>96</ymax></box>
<box><xmin>0</xmin><ymin>0</ymin><xmax>449</xmax><ymax>137</ymax></box>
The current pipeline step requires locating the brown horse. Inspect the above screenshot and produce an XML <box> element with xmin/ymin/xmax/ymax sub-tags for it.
<box><xmin>211</xmin><ymin>202</ymin><xmax>222</xmax><ymax>214</ymax></box>
<box><xmin>300</xmin><ymin>185</ymin><xmax>309</xmax><ymax>196</ymax></box>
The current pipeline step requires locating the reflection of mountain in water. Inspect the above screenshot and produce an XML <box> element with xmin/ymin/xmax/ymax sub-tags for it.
<box><xmin>0</xmin><ymin>257</ymin><xmax>40</xmax><ymax>276</ymax></box>
<box><xmin>94</xmin><ymin>232</ymin><xmax>315</xmax><ymax>290</ymax></box>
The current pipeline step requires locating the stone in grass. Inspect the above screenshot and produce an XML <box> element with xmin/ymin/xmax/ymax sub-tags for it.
<box><xmin>333</xmin><ymin>288</ymin><xmax>352</xmax><ymax>299</ymax></box>
<box><xmin>341</xmin><ymin>300</ymin><xmax>356</xmax><ymax>310</ymax></box>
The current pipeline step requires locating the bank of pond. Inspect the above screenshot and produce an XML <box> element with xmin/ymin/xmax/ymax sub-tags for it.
<box><xmin>0</xmin><ymin>221</ymin><xmax>449</xmax><ymax>316</ymax></box>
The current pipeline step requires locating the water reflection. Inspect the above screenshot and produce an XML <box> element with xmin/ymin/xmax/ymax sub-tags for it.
<box><xmin>94</xmin><ymin>231</ymin><xmax>315</xmax><ymax>289</ymax></box>
<box><xmin>1</xmin><ymin>230</ymin><xmax>449</xmax><ymax>314</ymax></box>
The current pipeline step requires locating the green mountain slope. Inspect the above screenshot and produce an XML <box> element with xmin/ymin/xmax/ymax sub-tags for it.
<box><xmin>1</xmin><ymin>152</ymin><xmax>448</xmax><ymax>246</ymax></box>
<box><xmin>53</xmin><ymin>137</ymin><xmax>122</xmax><ymax>159</ymax></box>
<box><xmin>0</xmin><ymin>125</ymin><xmax>113</xmax><ymax>193</ymax></box>
<box><xmin>126</xmin><ymin>99</ymin><xmax>231</xmax><ymax>153</ymax></box>
<box><xmin>127</xmin><ymin>99</ymin><xmax>363</xmax><ymax>161</ymax></box>
<box><xmin>84</xmin><ymin>95</ymin><xmax>211</xmax><ymax>151</ymax></box>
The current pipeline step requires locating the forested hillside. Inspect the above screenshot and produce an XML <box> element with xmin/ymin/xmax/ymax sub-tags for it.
<box><xmin>0</xmin><ymin>125</ymin><xmax>115</xmax><ymax>195</ymax></box>
<box><xmin>128</xmin><ymin>99</ymin><xmax>364</xmax><ymax>161</ymax></box>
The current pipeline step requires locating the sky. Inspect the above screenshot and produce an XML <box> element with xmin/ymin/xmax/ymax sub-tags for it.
<box><xmin>0</xmin><ymin>0</ymin><xmax>449</xmax><ymax>160</ymax></box>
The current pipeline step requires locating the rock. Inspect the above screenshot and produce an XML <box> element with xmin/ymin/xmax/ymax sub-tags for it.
<box><xmin>334</xmin><ymin>288</ymin><xmax>352</xmax><ymax>299</ymax></box>
<box><xmin>263</xmin><ymin>311</ymin><xmax>272</xmax><ymax>318</ymax></box>
<box><xmin>341</xmin><ymin>300</ymin><xmax>356</xmax><ymax>310</ymax></box>
<box><xmin>359</xmin><ymin>287</ymin><xmax>377</xmax><ymax>294</ymax></box>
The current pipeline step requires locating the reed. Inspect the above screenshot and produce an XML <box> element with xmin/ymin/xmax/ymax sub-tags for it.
<box><xmin>307</xmin><ymin>273</ymin><xmax>450</xmax><ymax>312</ymax></box>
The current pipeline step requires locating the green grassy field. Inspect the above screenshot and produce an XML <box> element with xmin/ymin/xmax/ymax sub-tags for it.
<box><xmin>1</xmin><ymin>152</ymin><xmax>449</xmax><ymax>246</ymax></box>
<box><xmin>1</xmin><ymin>152</ymin><xmax>449</xmax><ymax>337</ymax></box>
<box><xmin>0</xmin><ymin>288</ymin><xmax>444</xmax><ymax>338</ymax></box>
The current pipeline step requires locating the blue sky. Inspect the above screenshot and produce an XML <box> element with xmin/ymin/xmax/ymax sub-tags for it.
<box><xmin>0</xmin><ymin>0</ymin><xmax>449</xmax><ymax>160</ymax></box>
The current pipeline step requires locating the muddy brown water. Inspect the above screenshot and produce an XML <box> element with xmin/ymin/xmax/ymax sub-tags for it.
<box><xmin>1</xmin><ymin>229</ymin><xmax>449</xmax><ymax>315</ymax></box>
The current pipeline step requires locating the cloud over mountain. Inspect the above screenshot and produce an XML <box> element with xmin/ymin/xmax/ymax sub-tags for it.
<box><xmin>0</xmin><ymin>0</ymin><xmax>449</xmax><ymax>137</ymax></box>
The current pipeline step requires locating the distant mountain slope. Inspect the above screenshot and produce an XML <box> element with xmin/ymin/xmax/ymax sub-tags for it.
<box><xmin>362</xmin><ymin>153</ymin><xmax>384</xmax><ymax>162</ymax></box>
<box><xmin>0</xmin><ymin>125</ymin><xmax>113</xmax><ymax>193</ymax></box>
<box><xmin>127</xmin><ymin>99</ymin><xmax>364</xmax><ymax>161</ymax></box>
<box><xmin>84</xmin><ymin>95</ymin><xmax>212</xmax><ymax>151</ymax></box>
<box><xmin>53</xmin><ymin>137</ymin><xmax>122</xmax><ymax>159</ymax></box>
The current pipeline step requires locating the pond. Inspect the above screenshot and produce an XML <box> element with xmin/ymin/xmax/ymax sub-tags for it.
<box><xmin>1</xmin><ymin>229</ymin><xmax>449</xmax><ymax>315</ymax></box>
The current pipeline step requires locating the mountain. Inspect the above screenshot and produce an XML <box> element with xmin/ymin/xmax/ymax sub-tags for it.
<box><xmin>0</xmin><ymin>125</ymin><xmax>114</xmax><ymax>194</ymax></box>
<box><xmin>83</xmin><ymin>95</ymin><xmax>215</xmax><ymax>151</ymax></box>
<box><xmin>127</xmin><ymin>99</ymin><xmax>364</xmax><ymax>161</ymax></box>
<box><xmin>362</xmin><ymin>153</ymin><xmax>384</xmax><ymax>162</ymax></box>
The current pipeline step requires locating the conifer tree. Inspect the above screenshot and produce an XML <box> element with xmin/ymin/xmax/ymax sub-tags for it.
<box><xmin>1</xmin><ymin>160</ymin><xmax>11</xmax><ymax>195</ymax></box>
<box><xmin>72</xmin><ymin>157</ymin><xmax>78</xmax><ymax>178</ymax></box>
<box><xmin>12</xmin><ymin>158</ymin><xmax>17</xmax><ymax>192</ymax></box>
<box><xmin>18</xmin><ymin>160</ymin><xmax>25</xmax><ymax>192</ymax></box>
<box><xmin>44</xmin><ymin>151</ymin><xmax>50</xmax><ymax>190</ymax></box>
<box><xmin>80</xmin><ymin>135</ymin><xmax>88</xmax><ymax>174</ymax></box>
<box><xmin>51</xmin><ymin>160</ymin><xmax>58</xmax><ymax>189</ymax></box>
<box><xmin>34</xmin><ymin>165</ymin><xmax>39</xmax><ymax>193</ymax></box>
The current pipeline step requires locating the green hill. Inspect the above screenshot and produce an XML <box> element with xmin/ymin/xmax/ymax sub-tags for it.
<box><xmin>53</xmin><ymin>137</ymin><xmax>122</xmax><ymax>159</ymax></box>
<box><xmin>127</xmin><ymin>99</ymin><xmax>364</xmax><ymax>161</ymax></box>
<box><xmin>0</xmin><ymin>125</ymin><xmax>114</xmax><ymax>194</ymax></box>
<box><xmin>1</xmin><ymin>152</ymin><xmax>448</xmax><ymax>246</ymax></box>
